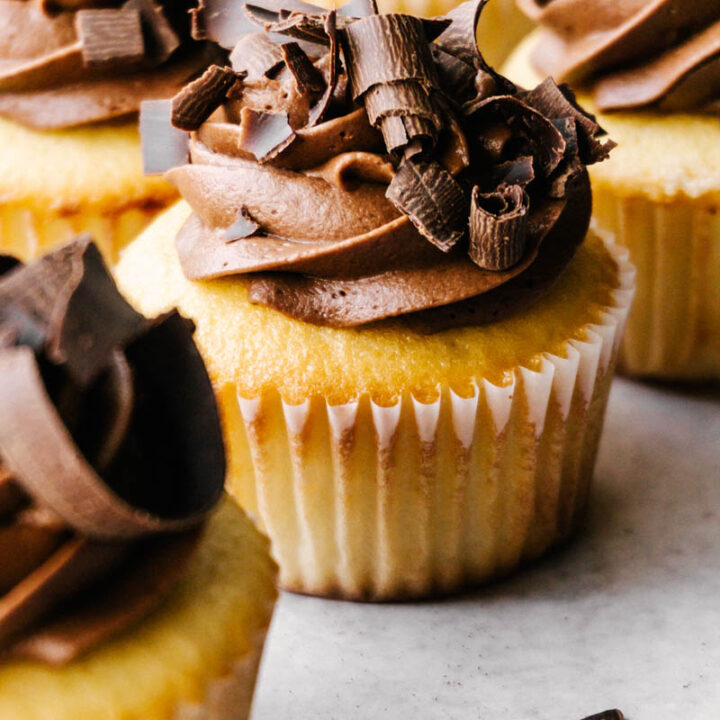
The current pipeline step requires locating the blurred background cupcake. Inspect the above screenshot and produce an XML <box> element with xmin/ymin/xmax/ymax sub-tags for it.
<box><xmin>506</xmin><ymin>2</ymin><xmax>720</xmax><ymax>381</ymax></box>
<box><xmin>117</xmin><ymin>0</ymin><xmax>634</xmax><ymax>600</ymax></box>
<box><xmin>0</xmin><ymin>0</ymin><xmax>222</xmax><ymax>263</ymax></box>
<box><xmin>0</xmin><ymin>240</ymin><xmax>277</xmax><ymax>719</ymax></box>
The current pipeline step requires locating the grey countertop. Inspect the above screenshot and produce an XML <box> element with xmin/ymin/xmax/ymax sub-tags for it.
<box><xmin>253</xmin><ymin>377</ymin><xmax>720</xmax><ymax>720</ymax></box>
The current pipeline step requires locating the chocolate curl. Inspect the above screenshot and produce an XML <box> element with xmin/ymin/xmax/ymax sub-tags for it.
<box><xmin>386</xmin><ymin>157</ymin><xmax>467</xmax><ymax>252</ymax></box>
<box><xmin>434</xmin><ymin>0</ymin><xmax>515</xmax><ymax>97</ymax></box>
<box><xmin>465</xmin><ymin>94</ymin><xmax>566</xmax><ymax>180</ymax></box>
<box><xmin>123</xmin><ymin>0</ymin><xmax>180</xmax><ymax>64</ymax></box>
<box><xmin>0</xmin><ymin>239</ymin><xmax>146</xmax><ymax>387</ymax></box>
<box><xmin>521</xmin><ymin>78</ymin><xmax>616</xmax><ymax>164</ymax></box>
<box><xmin>307</xmin><ymin>10</ymin><xmax>338</xmax><ymax>127</ymax></box>
<box><xmin>469</xmin><ymin>184</ymin><xmax>529</xmax><ymax>270</ymax></box>
<box><xmin>230</xmin><ymin>32</ymin><xmax>285</xmax><ymax>80</ymax></box>
<box><xmin>236</xmin><ymin>106</ymin><xmax>296</xmax><ymax>162</ymax></box>
<box><xmin>281</xmin><ymin>41</ymin><xmax>325</xmax><ymax>96</ymax></box>
<box><xmin>194</xmin><ymin>0</ymin><xmax>324</xmax><ymax>49</ymax></box>
<box><xmin>341</xmin><ymin>13</ymin><xmax>444</xmax><ymax>154</ymax></box>
<box><xmin>140</xmin><ymin>99</ymin><xmax>189</xmax><ymax>174</ymax></box>
<box><xmin>75</xmin><ymin>8</ymin><xmax>145</xmax><ymax>69</ymax></box>
<box><xmin>224</xmin><ymin>206</ymin><xmax>262</xmax><ymax>242</ymax></box>
<box><xmin>171</xmin><ymin>64</ymin><xmax>239</xmax><ymax>131</ymax></box>
<box><xmin>244</xmin><ymin>4</ymin><xmax>332</xmax><ymax>46</ymax></box>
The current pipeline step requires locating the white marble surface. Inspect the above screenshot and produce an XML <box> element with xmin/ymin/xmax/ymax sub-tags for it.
<box><xmin>252</xmin><ymin>378</ymin><xmax>720</xmax><ymax>720</ymax></box>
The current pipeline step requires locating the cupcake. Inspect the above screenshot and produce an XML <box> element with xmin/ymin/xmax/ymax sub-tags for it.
<box><xmin>378</xmin><ymin>0</ymin><xmax>534</xmax><ymax>67</ymax></box>
<box><xmin>0</xmin><ymin>0</ymin><xmax>224</xmax><ymax>263</ymax></box>
<box><xmin>0</xmin><ymin>240</ymin><xmax>277</xmax><ymax>718</ymax></box>
<box><xmin>117</xmin><ymin>0</ymin><xmax>634</xmax><ymax>600</ymax></box>
<box><xmin>506</xmin><ymin>2</ymin><xmax>720</xmax><ymax>380</ymax></box>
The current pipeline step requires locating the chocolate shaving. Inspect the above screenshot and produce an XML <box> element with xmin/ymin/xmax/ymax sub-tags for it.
<box><xmin>386</xmin><ymin>158</ymin><xmax>467</xmax><ymax>252</ymax></box>
<box><xmin>140</xmin><ymin>99</ymin><xmax>189</xmax><ymax>174</ymax></box>
<box><xmin>281</xmin><ymin>41</ymin><xmax>325</xmax><ymax>97</ymax></box>
<box><xmin>307</xmin><ymin>10</ymin><xmax>338</xmax><ymax>127</ymax></box>
<box><xmin>581</xmin><ymin>713</ymin><xmax>624</xmax><ymax>720</ymax></box>
<box><xmin>236</xmin><ymin>106</ymin><xmax>296</xmax><ymax>162</ymax></box>
<box><xmin>172</xmin><ymin>64</ymin><xmax>239</xmax><ymax>131</ymax></box>
<box><xmin>190</xmin><ymin>0</ymin><xmax>207</xmax><ymax>40</ymax></box>
<box><xmin>340</xmin><ymin>13</ymin><xmax>443</xmax><ymax>154</ymax></box>
<box><xmin>0</xmin><ymin>239</ymin><xmax>146</xmax><ymax>387</ymax></box>
<box><xmin>244</xmin><ymin>5</ymin><xmax>332</xmax><ymax>47</ymax></box>
<box><xmin>75</xmin><ymin>8</ymin><xmax>145</xmax><ymax>69</ymax></box>
<box><xmin>194</xmin><ymin>0</ymin><xmax>323</xmax><ymax>50</ymax></box>
<box><xmin>224</xmin><ymin>206</ymin><xmax>262</xmax><ymax>242</ymax></box>
<box><xmin>123</xmin><ymin>0</ymin><xmax>180</xmax><ymax>64</ymax></box>
<box><xmin>465</xmin><ymin>94</ymin><xmax>566</xmax><ymax>179</ymax></box>
<box><xmin>521</xmin><ymin>78</ymin><xmax>616</xmax><ymax>164</ymax></box>
<box><xmin>469</xmin><ymin>184</ymin><xmax>529</xmax><ymax>270</ymax></box>
<box><xmin>230</xmin><ymin>32</ymin><xmax>285</xmax><ymax>80</ymax></box>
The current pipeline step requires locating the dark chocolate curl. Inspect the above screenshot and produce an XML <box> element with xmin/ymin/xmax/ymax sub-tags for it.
<box><xmin>230</xmin><ymin>32</ymin><xmax>285</xmax><ymax>80</ymax></box>
<box><xmin>195</xmin><ymin>0</ymin><xmax>322</xmax><ymax>49</ymax></box>
<box><xmin>140</xmin><ymin>99</ymin><xmax>189</xmax><ymax>174</ymax></box>
<box><xmin>0</xmin><ymin>239</ymin><xmax>146</xmax><ymax>387</ymax></box>
<box><xmin>341</xmin><ymin>13</ymin><xmax>443</xmax><ymax>154</ymax></box>
<box><xmin>521</xmin><ymin>78</ymin><xmax>616</xmax><ymax>164</ymax></box>
<box><xmin>236</xmin><ymin>107</ymin><xmax>296</xmax><ymax>162</ymax></box>
<box><xmin>307</xmin><ymin>10</ymin><xmax>338</xmax><ymax>127</ymax></box>
<box><xmin>244</xmin><ymin>5</ymin><xmax>332</xmax><ymax>46</ymax></box>
<box><xmin>469</xmin><ymin>184</ymin><xmax>530</xmax><ymax>270</ymax></box>
<box><xmin>281</xmin><ymin>42</ymin><xmax>325</xmax><ymax>96</ymax></box>
<box><xmin>75</xmin><ymin>8</ymin><xmax>145</xmax><ymax>69</ymax></box>
<box><xmin>123</xmin><ymin>0</ymin><xmax>180</xmax><ymax>64</ymax></box>
<box><xmin>171</xmin><ymin>65</ymin><xmax>239</xmax><ymax>131</ymax></box>
<box><xmin>342</xmin><ymin>14</ymin><xmax>440</xmax><ymax>99</ymax></box>
<box><xmin>386</xmin><ymin>158</ymin><xmax>467</xmax><ymax>252</ymax></box>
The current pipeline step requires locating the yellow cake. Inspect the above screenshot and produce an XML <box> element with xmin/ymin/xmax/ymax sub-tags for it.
<box><xmin>0</xmin><ymin>118</ymin><xmax>177</xmax><ymax>264</ymax></box>
<box><xmin>505</xmin><ymin>20</ymin><xmax>720</xmax><ymax>380</ymax></box>
<box><xmin>116</xmin><ymin>202</ymin><xmax>633</xmax><ymax>599</ymax></box>
<box><xmin>0</xmin><ymin>499</ymin><xmax>278</xmax><ymax>720</ymax></box>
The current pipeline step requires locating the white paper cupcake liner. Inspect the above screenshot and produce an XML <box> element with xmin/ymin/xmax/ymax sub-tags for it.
<box><xmin>225</xmin><ymin>239</ymin><xmax>635</xmax><ymax>600</ymax></box>
<box><xmin>593</xmin><ymin>187</ymin><xmax>720</xmax><ymax>380</ymax></box>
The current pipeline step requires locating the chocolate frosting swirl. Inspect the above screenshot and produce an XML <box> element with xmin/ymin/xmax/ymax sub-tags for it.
<box><xmin>0</xmin><ymin>0</ymin><xmax>222</xmax><ymax>128</ymax></box>
<box><xmin>517</xmin><ymin>0</ymin><xmax>720</xmax><ymax>112</ymax></box>
<box><xmin>0</xmin><ymin>239</ymin><xmax>225</xmax><ymax>663</ymax></box>
<box><xmin>152</xmin><ymin>0</ymin><xmax>612</xmax><ymax>330</ymax></box>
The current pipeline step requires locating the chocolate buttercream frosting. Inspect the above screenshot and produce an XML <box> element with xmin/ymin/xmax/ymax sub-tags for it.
<box><xmin>518</xmin><ymin>0</ymin><xmax>720</xmax><ymax>113</ymax></box>
<box><xmin>0</xmin><ymin>0</ymin><xmax>224</xmax><ymax>128</ymax></box>
<box><xmin>149</xmin><ymin>0</ymin><xmax>613</xmax><ymax>330</ymax></box>
<box><xmin>0</xmin><ymin>238</ymin><xmax>225</xmax><ymax>663</ymax></box>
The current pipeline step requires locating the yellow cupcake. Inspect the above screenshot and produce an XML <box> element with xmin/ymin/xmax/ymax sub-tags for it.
<box><xmin>0</xmin><ymin>118</ymin><xmax>177</xmax><ymax>264</ymax></box>
<box><xmin>116</xmin><ymin>202</ymin><xmax>633</xmax><ymax>600</ymax></box>
<box><xmin>505</xmin><ymin>27</ymin><xmax>720</xmax><ymax>380</ymax></box>
<box><xmin>377</xmin><ymin>0</ymin><xmax>533</xmax><ymax>66</ymax></box>
<box><xmin>0</xmin><ymin>499</ymin><xmax>278</xmax><ymax>720</ymax></box>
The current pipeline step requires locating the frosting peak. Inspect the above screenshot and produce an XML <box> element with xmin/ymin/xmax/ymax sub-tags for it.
<box><xmin>0</xmin><ymin>0</ymin><xmax>220</xmax><ymax>128</ymax></box>
<box><xmin>147</xmin><ymin>0</ymin><xmax>612</xmax><ymax>331</ymax></box>
<box><xmin>518</xmin><ymin>0</ymin><xmax>720</xmax><ymax>112</ymax></box>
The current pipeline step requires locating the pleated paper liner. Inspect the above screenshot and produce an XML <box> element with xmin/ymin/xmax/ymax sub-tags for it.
<box><xmin>221</xmin><ymin>237</ymin><xmax>635</xmax><ymax>601</ymax></box>
<box><xmin>0</xmin><ymin>199</ymin><xmax>171</xmax><ymax>265</ymax></box>
<box><xmin>0</xmin><ymin>501</ymin><xmax>278</xmax><ymax>720</ymax></box>
<box><xmin>593</xmin><ymin>189</ymin><xmax>720</xmax><ymax>380</ymax></box>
